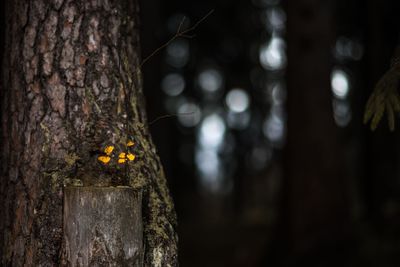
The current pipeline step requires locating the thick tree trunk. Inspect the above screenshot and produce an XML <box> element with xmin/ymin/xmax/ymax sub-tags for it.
<box><xmin>0</xmin><ymin>0</ymin><xmax>178</xmax><ymax>266</ymax></box>
<box><xmin>281</xmin><ymin>0</ymin><xmax>350</xmax><ymax>262</ymax></box>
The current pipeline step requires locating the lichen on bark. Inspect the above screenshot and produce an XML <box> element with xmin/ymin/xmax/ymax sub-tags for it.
<box><xmin>0</xmin><ymin>0</ymin><xmax>178</xmax><ymax>266</ymax></box>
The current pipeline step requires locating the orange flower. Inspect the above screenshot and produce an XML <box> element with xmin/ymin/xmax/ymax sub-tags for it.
<box><xmin>127</xmin><ymin>153</ymin><xmax>135</xmax><ymax>161</ymax></box>
<box><xmin>98</xmin><ymin>155</ymin><xmax>111</xmax><ymax>164</ymax></box>
<box><xmin>104</xmin><ymin>145</ymin><xmax>114</xmax><ymax>155</ymax></box>
<box><xmin>118</xmin><ymin>158</ymin><xmax>127</xmax><ymax>164</ymax></box>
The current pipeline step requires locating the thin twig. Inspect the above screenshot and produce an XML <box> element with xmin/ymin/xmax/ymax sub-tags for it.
<box><xmin>149</xmin><ymin>112</ymin><xmax>195</xmax><ymax>126</ymax></box>
<box><xmin>140</xmin><ymin>9</ymin><xmax>215</xmax><ymax>68</ymax></box>
<box><xmin>181</xmin><ymin>9</ymin><xmax>214</xmax><ymax>34</ymax></box>
<box><xmin>176</xmin><ymin>16</ymin><xmax>186</xmax><ymax>33</ymax></box>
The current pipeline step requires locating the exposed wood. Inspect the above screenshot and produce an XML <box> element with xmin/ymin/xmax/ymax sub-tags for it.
<box><xmin>62</xmin><ymin>186</ymin><xmax>143</xmax><ymax>266</ymax></box>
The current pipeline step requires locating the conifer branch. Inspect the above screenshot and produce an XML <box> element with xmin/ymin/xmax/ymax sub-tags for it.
<box><xmin>364</xmin><ymin>48</ymin><xmax>400</xmax><ymax>131</ymax></box>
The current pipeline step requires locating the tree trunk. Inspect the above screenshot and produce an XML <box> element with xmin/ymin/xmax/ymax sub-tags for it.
<box><xmin>281</xmin><ymin>0</ymin><xmax>350</xmax><ymax>262</ymax></box>
<box><xmin>0</xmin><ymin>0</ymin><xmax>178</xmax><ymax>266</ymax></box>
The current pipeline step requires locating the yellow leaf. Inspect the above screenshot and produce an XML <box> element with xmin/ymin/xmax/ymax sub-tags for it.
<box><xmin>98</xmin><ymin>156</ymin><xmax>111</xmax><ymax>164</ymax></box>
<box><xmin>104</xmin><ymin>146</ymin><xmax>114</xmax><ymax>155</ymax></box>
<box><xmin>127</xmin><ymin>153</ymin><xmax>135</xmax><ymax>161</ymax></box>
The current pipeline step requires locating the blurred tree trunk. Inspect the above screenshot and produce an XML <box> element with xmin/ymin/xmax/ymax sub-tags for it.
<box><xmin>364</xmin><ymin>0</ymin><xmax>398</xmax><ymax>226</ymax></box>
<box><xmin>0</xmin><ymin>0</ymin><xmax>177</xmax><ymax>266</ymax></box>
<box><xmin>281</xmin><ymin>0</ymin><xmax>350</xmax><ymax>262</ymax></box>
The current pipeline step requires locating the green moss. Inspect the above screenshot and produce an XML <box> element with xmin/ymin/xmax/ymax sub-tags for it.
<box><xmin>64</xmin><ymin>153</ymin><xmax>80</xmax><ymax>167</ymax></box>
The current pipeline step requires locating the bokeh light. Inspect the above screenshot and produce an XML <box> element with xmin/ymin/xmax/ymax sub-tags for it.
<box><xmin>177</xmin><ymin>101</ymin><xmax>202</xmax><ymax>127</ymax></box>
<box><xmin>198</xmin><ymin>68</ymin><xmax>224</xmax><ymax>93</ymax></box>
<box><xmin>225</xmin><ymin>88</ymin><xmax>250</xmax><ymax>113</ymax></box>
<box><xmin>331</xmin><ymin>69</ymin><xmax>350</xmax><ymax>99</ymax></box>
<box><xmin>199</xmin><ymin>113</ymin><xmax>226</xmax><ymax>149</ymax></box>
<box><xmin>259</xmin><ymin>35</ymin><xmax>286</xmax><ymax>71</ymax></box>
<box><xmin>166</xmin><ymin>39</ymin><xmax>190</xmax><ymax>68</ymax></box>
<box><xmin>162</xmin><ymin>73</ymin><xmax>185</xmax><ymax>96</ymax></box>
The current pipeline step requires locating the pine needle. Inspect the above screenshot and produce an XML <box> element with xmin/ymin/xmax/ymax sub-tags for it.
<box><xmin>386</xmin><ymin>100</ymin><xmax>395</xmax><ymax>131</ymax></box>
<box><xmin>363</xmin><ymin>91</ymin><xmax>376</xmax><ymax>124</ymax></box>
<box><xmin>370</xmin><ymin>100</ymin><xmax>384</xmax><ymax>131</ymax></box>
<box><xmin>389</xmin><ymin>90</ymin><xmax>400</xmax><ymax>112</ymax></box>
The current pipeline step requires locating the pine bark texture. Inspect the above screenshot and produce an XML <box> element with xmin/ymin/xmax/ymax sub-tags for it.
<box><xmin>0</xmin><ymin>0</ymin><xmax>178</xmax><ymax>266</ymax></box>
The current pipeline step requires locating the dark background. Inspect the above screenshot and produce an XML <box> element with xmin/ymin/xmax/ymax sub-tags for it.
<box><xmin>140</xmin><ymin>0</ymin><xmax>400</xmax><ymax>266</ymax></box>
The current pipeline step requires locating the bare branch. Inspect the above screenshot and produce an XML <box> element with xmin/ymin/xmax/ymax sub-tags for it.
<box><xmin>176</xmin><ymin>16</ymin><xmax>186</xmax><ymax>33</ymax></box>
<box><xmin>180</xmin><ymin>9</ymin><xmax>214</xmax><ymax>35</ymax></box>
<box><xmin>149</xmin><ymin>112</ymin><xmax>195</xmax><ymax>126</ymax></box>
<box><xmin>140</xmin><ymin>9</ymin><xmax>215</xmax><ymax>68</ymax></box>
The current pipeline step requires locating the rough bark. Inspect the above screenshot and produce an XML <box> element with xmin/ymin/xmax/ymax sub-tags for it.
<box><xmin>281</xmin><ymin>0</ymin><xmax>350</xmax><ymax>260</ymax></box>
<box><xmin>0</xmin><ymin>0</ymin><xmax>178</xmax><ymax>266</ymax></box>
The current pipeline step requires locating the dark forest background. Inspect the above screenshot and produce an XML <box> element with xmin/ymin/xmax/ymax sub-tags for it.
<box><xmin>140</xmin><ymin>0</ymin><xmax>400</xmax><ymax>266</ymax></box>
<box><xmin>1</xmin><ymin>0</ymin><xmax>400</xmax><ymax>266</ymax></box>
